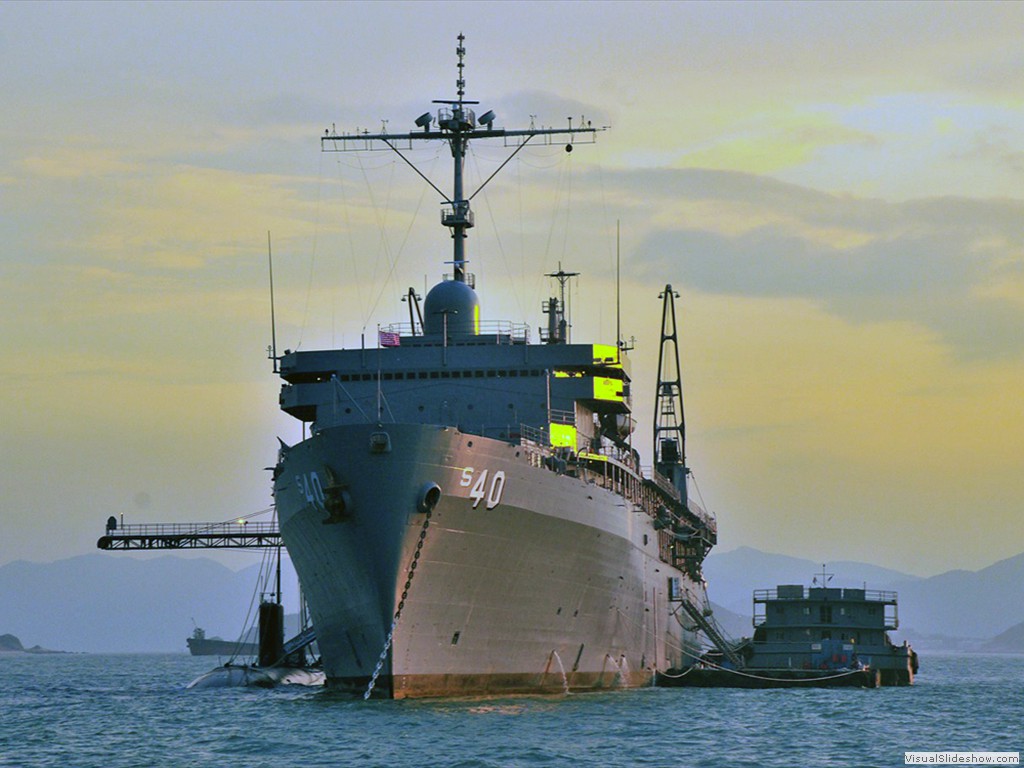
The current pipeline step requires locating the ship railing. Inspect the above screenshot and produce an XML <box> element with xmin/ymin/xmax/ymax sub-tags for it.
<box><xmin>517</xmin><ymin>412</ymin><xmax>575</xmax><ymax>447</ymax></box>
<box><xmin>380</xmin><ymin>320</ymin><xmax>530</xmax><ymax>344</ymax></box>
<box><xmin>639</xmin><ymin>465</ymin><xmax>717</xmax><ymax>532</ymax></box>
<box><xmin>519</xmin><ymin>422</ymin><xmax>550</xmax><ymax>449</ymax></box>
<box><xmin>442</xmin><ymin>272</ymin><xmax>476</xmax><ymax>288</ymax></box>
<box><xmin>753</xmin><ymin>587</ymin><xmax>899</xmax><ymax>603</ymax></box>
<box><xmin>684</xmin><ymin>497</ymin><xmax>717</xmax><ymax>537</ymax></box>
<box><xmin>97</xmin><ymin>521</ymin><xmax>282</xmax><ymax>550</ymax></box>
<box><xmin>548</xmin><ymin>408</ymin><xmax>575</xmax><ymax>426</ymax></box>
<box><xmin>643</xmin><ymin>466</ymin><xmax>681</xmax><ymax>503</ymax></box>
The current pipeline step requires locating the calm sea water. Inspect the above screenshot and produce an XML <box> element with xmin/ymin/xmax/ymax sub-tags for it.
<box><xmin>0</xmin><ymin>653</ymin><xmax>1020</xmax><ymax>768</ymax></box>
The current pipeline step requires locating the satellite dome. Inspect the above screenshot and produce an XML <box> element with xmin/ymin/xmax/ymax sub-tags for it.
<box><xmin>423</xmin><ymin>279</ymin><xmax>480</xmax><ymax>336</ymax></box>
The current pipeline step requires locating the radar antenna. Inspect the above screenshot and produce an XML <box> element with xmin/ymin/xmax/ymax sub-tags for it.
<box><xmin>320</xmin><ymin>34</ymin><xmax>606</xmax><ymax>289</ymax></box>
<box><xmin>542</xmin><ymin>262</ymin><xmax>579</xmax><ymax>344</ymax></box>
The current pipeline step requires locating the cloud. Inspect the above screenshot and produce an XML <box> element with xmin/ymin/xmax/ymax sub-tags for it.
<box><xmin>605</xmin><ymin>168</ymin><xmax>1024</xmax><ymax>361</ymax></box>
<box><xmin>21</xmin><ymin>149</ymin><xmax>140</xmax><ymax>180</ymax></box>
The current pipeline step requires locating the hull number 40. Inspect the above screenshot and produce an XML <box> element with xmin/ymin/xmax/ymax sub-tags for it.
<box><xmin>459</xmin><ymin>468</ymin><xmax>506</xmax><ymax>509</ymax></box>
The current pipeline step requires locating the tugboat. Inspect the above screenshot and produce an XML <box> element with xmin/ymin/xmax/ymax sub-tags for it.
<box><xmin>663</xmin><ymin>568</ymin><xmax>919</xmax><ymax>687</ymax></box>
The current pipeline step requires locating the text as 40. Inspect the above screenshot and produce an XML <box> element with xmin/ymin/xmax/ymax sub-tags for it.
<box><xmin>459</xmin><ymin>468</ymin><xmax>507</xmax><ymax>509</ymax></box>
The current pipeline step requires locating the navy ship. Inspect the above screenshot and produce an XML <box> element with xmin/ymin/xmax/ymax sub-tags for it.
<box><xmin>271</xmin><ymin>35</ymin><xmax>718</xmax><ymax>698</ymax></box>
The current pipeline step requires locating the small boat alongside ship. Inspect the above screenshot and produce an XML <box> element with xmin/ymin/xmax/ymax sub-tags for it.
<box><xmin>662</xmin><ymin>573</ymin><xmax>919</xmax><ymax>688</ymax></box>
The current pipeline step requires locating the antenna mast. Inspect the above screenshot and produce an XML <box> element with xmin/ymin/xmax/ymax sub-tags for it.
<box><xmin>616</xmin><ymin>220</ymin><xmax>621</xmax><ymax>357</ymax></box>
<box><xmin>320</xmin><ymin>33</ymin><xmax>606</xmax><ymax>290</ymax></box>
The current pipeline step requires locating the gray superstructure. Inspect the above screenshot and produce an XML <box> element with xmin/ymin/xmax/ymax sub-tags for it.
<box><xmin>271</xmin><ymin>36</ymin><xmax>718</xmax><ymax>698</ymax></box>
<box><xmin>742</xmin><ymin>583</ymin><xmax>918</xmax><ymax>685</ymax></box>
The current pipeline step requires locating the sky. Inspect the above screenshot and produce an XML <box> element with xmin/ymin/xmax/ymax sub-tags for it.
<box><xmin>1</xmin><ymin>1</ymin><xmax>1022</xmax><ymax>578</ymax></box>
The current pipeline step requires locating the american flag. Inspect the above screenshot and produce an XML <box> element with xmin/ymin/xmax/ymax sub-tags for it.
<box><xmin>378</xmin><ymin>330</ymin><xmax>401</xmax><ymax>347</ymax></box>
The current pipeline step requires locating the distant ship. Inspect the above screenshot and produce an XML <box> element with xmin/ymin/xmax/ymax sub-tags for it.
<box><xmin>271</xmin><ymin>35</ymin><xmax>719</xmax><ymax>698</ymax></box>
<box><xmin>186</xmin><ymin>626</ymin><xmax>258</xmax><ymax>658</ymax></box>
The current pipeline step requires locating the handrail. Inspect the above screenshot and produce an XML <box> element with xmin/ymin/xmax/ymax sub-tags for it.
<box><xmin>753</xmin><ymin>587</ymin><xmax>898</xmax><ymax>603</ymax></box>
<box><xmin>381</xmin><ymin>320</ymin><xmax>531</xmax><ymax>343</ymax></box>
<box><xmin>97</xmin><ymin>520</ymin><xmax>282</xmax><ymax>550</ymax></box>
<box><xmin>107</xmin><ymin>521</ymin><xmax>279</xmax><ymax>537</ymax></box>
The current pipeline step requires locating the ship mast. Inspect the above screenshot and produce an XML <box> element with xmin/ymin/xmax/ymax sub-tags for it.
<box><xmin>320</xmin><ymin>33</ymin><xmax>605</xmax><ymax>288</ymax></box>
<box><xmin>654</xmin><ymin>285</ymin><xmax>688</xmax><ymax>504</ymax></box>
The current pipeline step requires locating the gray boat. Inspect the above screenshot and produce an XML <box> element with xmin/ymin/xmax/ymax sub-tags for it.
<box><xmin>271</xmin><ymin>35</ymin><xmax>718</xmax><ymax>699</ymax></box>
<box><xmin>186</xmin><ymin>625</ymin><xmax>258</xmax><ymax>658</ymax></box>
<box><xmin>662</xmin><ymin>571</ymin><xmax>919</xmax><ymax>687</ymax></box>
<box><xmin>740</xmin><ymin>580</ymin><xmax>918</xmax><ymax>686</ymax></box>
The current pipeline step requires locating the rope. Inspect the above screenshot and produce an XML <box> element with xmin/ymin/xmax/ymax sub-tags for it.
<box><xmin>363</xmin><ymin>507</ymin><xmax>434</xmax><ymax>699</ymax></box>
<box><xmin>615</xmin><ymin>605</ymin><xmax>872</xmax><ymax>685</ymax></box>
<box><xmin>674</xmin><ymin>641</ymin><xmax>870</xmax><ymax>684</ymax></box>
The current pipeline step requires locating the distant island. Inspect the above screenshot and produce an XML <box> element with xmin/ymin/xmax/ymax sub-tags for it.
<box><xmin>0</xmin><ymin>633</ymin><xmax>64</xmax><ymax>654</ymax></box>
<box><xmin>981</xmin><ymin>620</ymin><xmax>1024</xmax><ymax>654</ymax></box>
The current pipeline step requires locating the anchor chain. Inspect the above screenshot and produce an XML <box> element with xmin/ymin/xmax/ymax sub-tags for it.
<box><xmin>364</xmin><ymin>508</ymin><xmax>433</xmax><ymax>700</ymax></box>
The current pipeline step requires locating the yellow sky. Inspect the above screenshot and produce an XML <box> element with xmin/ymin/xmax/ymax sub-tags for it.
<box><xmin>2</xmin><ymin>1</ymin><xmax>1022</xmax><ymax>576</ymax></box>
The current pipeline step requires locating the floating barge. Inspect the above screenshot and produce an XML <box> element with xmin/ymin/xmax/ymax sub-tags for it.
<box><xmin>660</xmin><ymin>579</ymin><xmax>919</xmax><ymax>688</ymax></box>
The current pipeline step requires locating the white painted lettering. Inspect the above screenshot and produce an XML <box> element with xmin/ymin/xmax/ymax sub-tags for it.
<box><xmin>486</xmin><ymin>470</ymin><xmax>506</xmax><ymax>509</ymax></box>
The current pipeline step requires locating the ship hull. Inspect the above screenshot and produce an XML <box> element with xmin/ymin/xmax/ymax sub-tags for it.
<box><xmin>274</xmin><ymin>422</ymin><xmax>702</xmax><ymax>698</ymax></box>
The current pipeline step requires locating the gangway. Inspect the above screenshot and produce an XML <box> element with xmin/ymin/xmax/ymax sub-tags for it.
<box><xmin>97</xmin><ymin>519</ymin><xmax>281</xmax><ymax>551</ymax></box>
<box><xmin>678</xmin><ymin>598</ymin><xmax>745</xmax><ymax>668</ymax></box>
<box><xmin>280</xmin><ymin>625</ymin><xmax>317</xmax><ymax>659</ymax></box>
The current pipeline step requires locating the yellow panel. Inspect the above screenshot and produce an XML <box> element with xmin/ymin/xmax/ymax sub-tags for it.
<box><xmin>473</xmin><ymin>303</ymin><xmax>480</xmax><ymax>334</ymax></box>
<box><xmin>550</xmin><ymin>422</ymin><xmax>577</xmax><ymax>448</ymax></box>
<box><xmin>592</xmin><ymin>344</ymin><xmax>621</xmax><ymax>367</ymax></box>
<box><xmin>592</xmin><ymin>376</ymin><xmax>624</xmax><ymax>401</ymax></box>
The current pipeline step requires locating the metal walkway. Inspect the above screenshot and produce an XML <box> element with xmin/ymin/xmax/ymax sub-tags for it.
<box><xmin>281</xmin><ymin>626</ymin><xmax>318</xmax><ymax>658</ymax></box>
<box><xmin>679</xmin><ymin>598</ymin><xmax>745</xmax><ymax>668</ymax></box>
<box><xmin>97</xmin><ymin>521</ymin><xmax>281</xmax><ymax>550</ymax></box>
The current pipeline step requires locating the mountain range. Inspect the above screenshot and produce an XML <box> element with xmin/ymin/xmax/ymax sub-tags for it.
<box><xmin>0</xmin><ymin>553</ymin><xmax>301</xmax><ymax>653</ymax></box>
<box><xmin>1</xmin><ymin>547</ymin><xmax>1021</xmax><ymax>653</ymax></box>
<box><xmin>703</xmin><ymin>546</ymin><xmax>1024</xmax><ymax>650</ymax></box>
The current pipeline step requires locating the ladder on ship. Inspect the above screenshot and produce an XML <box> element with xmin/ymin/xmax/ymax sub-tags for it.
<box><xmin>280</xmin><ymin>625</ymin><xmax>317</xmax><ymax>658</ymax></box>
<box><xmin>678</xmin><ymin>598</ymin><xmax>745</xmax><ymax>668</ymax></box>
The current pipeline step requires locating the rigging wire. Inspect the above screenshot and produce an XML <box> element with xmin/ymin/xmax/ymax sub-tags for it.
<box><xmin>355</xmin><ymin>151</ymin><xmax>397</xmax><ymax>315</ymax></box>
<box><xmin>532</xmin><ymin>146</ymin><xmax>574</xmax><ymax>313</ymax></box>
<box><xmin>296</xmin><ymin>152</ymin><xmax>328</xmax><ymax>351</ymax></box>
<box><xmin>468</xmin><ymin>146</ymin><xmax>527</xmax><ymax>322</ymax></box>
<box><xmin>362</xmin><ymin>149</ymin><xmax>439</xmax><ymax>326</ymax></box>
